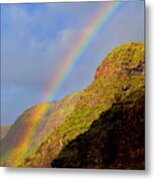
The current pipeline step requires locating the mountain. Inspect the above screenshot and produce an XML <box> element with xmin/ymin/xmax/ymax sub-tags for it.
<box><xmin>1</xmin><ymin>42</ymin><xmax>145</xmax><ymax>169</ymax></box>
<box><xmin>1</xmin><ymin>91</ymin><xmax>81</xmax><ymax>166</ymax></box>
<box><xmin>1</xmin><ymin>125</ymin><xmax>12</xmax><ymax>139</ymax></box>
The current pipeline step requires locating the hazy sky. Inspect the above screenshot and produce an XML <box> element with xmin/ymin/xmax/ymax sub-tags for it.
<box><xmin>1</xmin><ymin>0</ymin><xmax>144</xmax><ymax>124</ymax></box>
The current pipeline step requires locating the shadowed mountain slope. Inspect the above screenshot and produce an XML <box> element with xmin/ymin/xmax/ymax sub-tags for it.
<box><xmin>52</xmin><ymin>90</ymin><xmax>144</xmax><ymax>169</ymax></box>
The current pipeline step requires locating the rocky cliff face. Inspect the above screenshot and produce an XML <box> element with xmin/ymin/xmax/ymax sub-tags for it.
<box><xmin>1</xmin><ymin>42</ymin><xmax>145</xmax><ymax>169</ymax></box>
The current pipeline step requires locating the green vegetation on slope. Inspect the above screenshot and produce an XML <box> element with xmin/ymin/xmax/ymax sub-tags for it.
<box><xmin>52</xmin><ymin>89</ymin><xmax>144</xmax><ymax>169</ymax></box>
<box><xmin>21</xmin><ymin>41</ymin><xmax>144</xmax><ymax>168</ymax></box>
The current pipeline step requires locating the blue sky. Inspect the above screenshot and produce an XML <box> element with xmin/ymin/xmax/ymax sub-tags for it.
<box><xmin>1</xmin><ymin>1</ymin><xmax>144</xmax><ymax>124</ymax></box>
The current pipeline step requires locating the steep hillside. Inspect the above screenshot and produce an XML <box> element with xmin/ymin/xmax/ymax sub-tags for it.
<box><xmin>1</xmin><ymin>125</ymin><xmax>12</xmax><ymax>139</ymax></box>
<box><xmin>1</xmin><ymin>91</ymin><xmax>81</xmax><ymax>166</ymax></box>
<box><xmin>20</xmin><ymin>42</ymin><xmax>144</xmax><ymax>169</ymax></box>
<box><xmin>52</xmin><ymin>90</ymin><xmax>144</xmax><ymax>169</ymax></box>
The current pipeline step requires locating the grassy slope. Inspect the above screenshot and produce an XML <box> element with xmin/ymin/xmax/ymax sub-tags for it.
<box><xmin>22</xmin><ymin>42</ymin><xmax>144</xmax><ymax>168</ymax></box>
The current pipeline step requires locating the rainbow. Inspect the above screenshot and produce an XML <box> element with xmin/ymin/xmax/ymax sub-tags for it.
<box><xmin>2</xmin><ymin>103</ymin><xmax>50</xmax><ymax>166</ymax></box>
<box><xmin>3</xmin><ymin>1</ymin><xmax>124</xmax><ymax>166</ymax></box>
<box><xmin>44</xmin><ymin>1</ymin><xmax>123</xmax><ymax>102</ymax></box>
